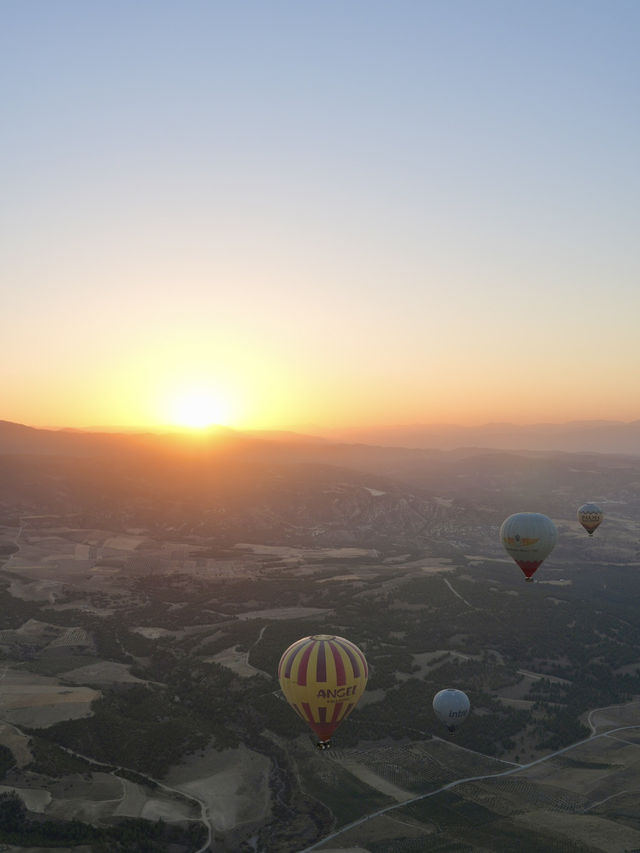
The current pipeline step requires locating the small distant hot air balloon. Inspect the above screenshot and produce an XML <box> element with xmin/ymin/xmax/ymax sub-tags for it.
<box><xmin>433</xmin><ymin>688</ymin><xmax>470</xmax><ymax>733</ymax></box>
<box><xmin>500</xmin><ymin>512</ymin><xmax>558</xmax><ymax>582</ymax></box>
<box><xmin>577</xmin><ymin>503</ymin><xmax>603</xmax><ymax>536</ymax></box>
<box><xmin>278</xmin><ymin>634</ymin><xmax>368</xmax><ymax>749</ymax></box>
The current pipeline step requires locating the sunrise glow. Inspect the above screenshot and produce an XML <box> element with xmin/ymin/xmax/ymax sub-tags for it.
<box><xmin>168</xmin><ymin>389</ymin><xmax>232</xmax><ymax>429</ymax></box>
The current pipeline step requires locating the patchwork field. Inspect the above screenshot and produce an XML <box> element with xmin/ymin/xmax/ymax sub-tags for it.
<box><xmin>307</xmin><ymin>701</ymin><xmax>640</xmax><ymax>852</ymax></box>
<box><xmin>2</xmin><ymin>769</ymin><xmax>202</xmax><ymax>829</ymax></box>
<box><xmin>2</xmin><ymin>471</ymin><xmax>640</xmax><ymax>852</ymax></box>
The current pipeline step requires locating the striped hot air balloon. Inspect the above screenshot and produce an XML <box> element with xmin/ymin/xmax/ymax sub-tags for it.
<box><xmin>277</xmin><ymin>634</ymin><xmax>368</xmax><ymax>749</ymax></box>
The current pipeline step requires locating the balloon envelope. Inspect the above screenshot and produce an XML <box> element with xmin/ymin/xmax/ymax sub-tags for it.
<box><xmin>500</xmin><ymin>512</ymin><xmax>558</xmax><ymax>581</ymax></box>
<box><xmin>278</xmin><ymin>634</ymin><xmax>368</xmax><ymax>747</ymax></box>
<box><xmin>433</xmin><ymin>688</ymin><xmax>470</xmax><ymax>732</ymax></box>
<box><xmin>577</xmin><ymin>503</ymin><xmax>603</xmax><ymax>535</ymax></box>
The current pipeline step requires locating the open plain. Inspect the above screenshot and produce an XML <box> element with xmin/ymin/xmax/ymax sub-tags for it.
<box><xmin>1</xmin><ymin>433</ymin><xmax>640</xmax><ymax>850</ymax></box>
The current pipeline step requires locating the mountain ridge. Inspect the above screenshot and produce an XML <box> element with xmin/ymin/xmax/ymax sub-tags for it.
<box><xmin>317</xmin><ymin>419</ymin><xmax>640</xmax><ymax>455</ymax></box>
<box><xmin>3</xmin><ymin>418</ymin><xmax>640</xmax><ymax>457</ymax></box>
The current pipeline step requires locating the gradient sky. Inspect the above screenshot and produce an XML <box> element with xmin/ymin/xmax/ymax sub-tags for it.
<box><xmin>2</xmin><ymin>0</ymin><xmax>639</xmax><ymax>431</ymax></box>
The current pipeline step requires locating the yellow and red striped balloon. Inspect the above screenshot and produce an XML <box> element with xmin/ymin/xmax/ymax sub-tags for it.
<box><xmin>278</xmin><ymin>634</ymin><xmax>368</xmax><ymax>747</ymax></box>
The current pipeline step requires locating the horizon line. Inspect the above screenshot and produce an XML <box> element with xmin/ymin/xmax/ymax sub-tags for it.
<box><xmin>2</xmin><ymin>417</ymin><xmax>639</xmax><ymax>436</ymax></box>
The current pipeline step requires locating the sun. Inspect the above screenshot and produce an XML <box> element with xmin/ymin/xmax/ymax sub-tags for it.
<box><xmin>170</xmin><ymin>388</ymin><xmax>231</xmax><ymax>429</ymax></box>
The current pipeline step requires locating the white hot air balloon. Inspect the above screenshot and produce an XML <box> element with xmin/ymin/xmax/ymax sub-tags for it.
<box><xmin>500</xmin><ymin>512</ymin><xmax>558</xmax><ymax>582</ymax></box>
<box><xmin>577</xmin><ymin>503</ymin><xmax>603</xmax><ymax>536</ymax></box>
<box><xmin>433</xmin><ymin>688</ymin><xmax>470</xmax><ymax>733</ymax></box>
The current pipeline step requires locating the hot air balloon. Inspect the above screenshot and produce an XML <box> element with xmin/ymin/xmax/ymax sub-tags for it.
<box><xmin>278</xmin><ymin>634</ymin><xmax>368</xmax><ymax>749</ymax></box>
<box><xmin>433</xmin><ymin>688</ymin><xmax>470</xmax><ymax>733</ymax></box>
<box><xmin>500</xmin><ymin>512</ymin><xmax>558</xmax><ymax>582</ymax></box>
<box><xmin>577</xmin><ymin>503</ymin><xmax>603</xmax><ymax>536</ymax></box>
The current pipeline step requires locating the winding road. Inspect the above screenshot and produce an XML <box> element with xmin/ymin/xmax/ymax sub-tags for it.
<box><xmin>55</xmin><ymin>743</ymin><xmax>213</xmax><ymax>853</ymax></box>
<box><xmin>299</xmin><ymin>705</ymin><xmax>640</xmax><ymax>853</ymax></box>
<box><xmin>442</xmin><ymin>577</ymin><xmax>473</xmax><ymax>608</ymax></box>
<box><xmin>0</xmin><ymin>524</ymin><xmax>213</xmax><ymax>852</ymax></box>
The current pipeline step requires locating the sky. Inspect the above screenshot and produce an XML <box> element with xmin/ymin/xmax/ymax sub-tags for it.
<box><xmin>2</xmin><ymin>0</ymin><xmax>640</xmax><ymax>432</ymax></box>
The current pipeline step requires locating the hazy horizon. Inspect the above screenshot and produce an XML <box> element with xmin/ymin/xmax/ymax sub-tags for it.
<box><xmin>5</xmin><ymin>415</ymin><xmax>640</xmax><ymax>460</ymax></box>
<box><xmin>6</xmin><ymin>415</ymin><xmax>640</xmax><ymax>435</ymax></box>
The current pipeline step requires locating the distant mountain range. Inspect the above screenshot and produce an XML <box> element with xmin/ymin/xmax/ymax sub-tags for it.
<box><xmin>3</xmin><ymin>417</ymin><xmax>640</xmax><ymax>553</ymax></box>
<box><xmin>317</xmin><ymin>420</ymin><xmax>640</xmax><ymax>455</ymax></box>
<box><xmin>0</xmin><ymin>420</ymin><xmax>244</xmax><ymax>457</ymax></box>
<box><xmin>2</xmin><ymin>418</ymin><xmax>640</xmax><ymax>457</ymax></box>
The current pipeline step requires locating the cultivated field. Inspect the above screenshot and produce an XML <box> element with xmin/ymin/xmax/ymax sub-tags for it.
<box><xmin>165</xmin><ymin>743</ymin><xmax>271</xmax><ymax>832</ymax></box>
<box><xmin>0</xmin><ymin>669</ymin><xmax>99</xmax><ymax>728</ymax></box>
<box><xmin>308</xmin><ymin>701</ymin><xmax>640</xmax><ymax>852</ymax></box>
<box><xmin>207</xmin><ymin>646</ymin><xmax>271</xmax><ymax>679</ymax></box>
